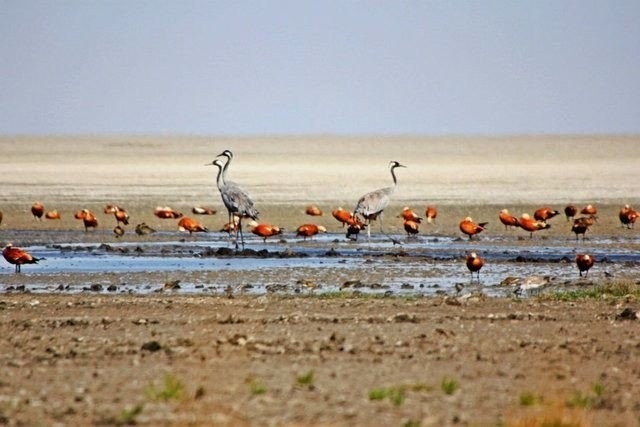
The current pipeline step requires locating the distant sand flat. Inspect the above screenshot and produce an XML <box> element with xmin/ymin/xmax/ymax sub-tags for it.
<box><xmin>1</xmin><ymin>135</ymin><xmax>638</xmax><ymax>205</ymax></box>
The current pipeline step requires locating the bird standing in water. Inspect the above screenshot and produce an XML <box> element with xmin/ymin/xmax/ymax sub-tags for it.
<box><xmin>208</xmin><ymin>155</ymin><xmax>258</xmax><ymax>251</ymax></box>
<box><xmin>353</xmin><ymin>161</ymin><xmax>406</xmax><ymax>243</ymax></box>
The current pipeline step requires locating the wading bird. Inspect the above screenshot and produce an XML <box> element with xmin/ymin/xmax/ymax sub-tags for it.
<box><xmin>3</xmin><ymin>243</ymin><xmax>40</xmax><ymax>273</ymax></box>
<box><xmin>31</xmin><ymin>202</ymin><xmax>44</xmax><ymax>220</ymax></box>
<box><xmin>534</xmin><ymin>207</ymin><xmax>560</xmax><ymax>222</ymax></box>
<box><xmin>353</xmin><ymin>161</ymin><xmax>406</xmax><ymax>243</ymax></box>
<box><xmin>466</xmin><ymin>252</ymin><xmax>484</xmax><ymax>281</ymax></box>
<box><xmin>576</xmin><ymin>254</ymin><xmax>594</xmax><ymax>277</ymax></box>
<box><xmin>305</xmin><ymin>205</ymin><xmax>323</xmax><ymax>216</ymax></box>
<box><xmin>517</xmin><ymin>214</ymin><xmax>551</xmax><ymax>238</ymax></box>
<box><xmin>564</xmin><ymin>205</ymin><xmax>578</xmax><ymax>221</ymax></box>
<box><xmin>45</xmin><ymin>210</ymin><xmax>61</xmax><ymax>220</ymax></box>
<box><xmin>178</xmin><ymin>217</ymin><xmax>208</xmax><ymax>234</ymax></box>
<box><xmin>154</xmin><ymin>206</ymin><xmax>183</xmax><ymax>219</ymax></box>
<box><xmin>249</xmin><ymin>222</ymin><xmax>283</xmax><ymax>243</ymax></box>
<box><xmin>296</xmin><ymin>224</ymin><xmax>327</xmax><ymax>240</ymax></box>
<box><xmin>346</xmin><ymin>223</ymin><xmax>363</xmax><ymax>240</ymax></box>
<box><xmin>498</xmin><ymin>209</ymin><xmax>519</xmax><ymax>230</ymax></box>
<box><xmin>459</xmin><ymin>217</ymin><xmax>488</xmax><ymax>240</ymax></box>
<box><xmin>425</xmin><ymin>206</ymin><xmax>438</xmax><ymax>224</ymax></box>
<box><xmin>209</xmin><ymin>155</ymin><xmax>259</xmax><ymax>250</ymax></box>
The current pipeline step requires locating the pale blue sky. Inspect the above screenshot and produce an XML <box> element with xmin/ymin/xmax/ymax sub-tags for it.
<box><xmin>1</xmin><ymin>1</ymin><xmax>639</xmax><ymax>135</ymax></box>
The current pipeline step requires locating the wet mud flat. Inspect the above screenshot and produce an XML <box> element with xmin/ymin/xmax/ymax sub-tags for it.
<box><xmin>0</xmin><ymin>294</ymin><xmax>639</xmax><ymax>426</ymax></box>
<box><xmin>1</xmin><ymin>227</ymin><xmax>640</xmax><ymax>298</ymax></box>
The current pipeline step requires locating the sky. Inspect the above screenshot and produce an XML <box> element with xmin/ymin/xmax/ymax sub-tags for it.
<box><xmin>1</xmin><ymin>1</ymin><xmax>639</xmax><ymax>136</ymax></box>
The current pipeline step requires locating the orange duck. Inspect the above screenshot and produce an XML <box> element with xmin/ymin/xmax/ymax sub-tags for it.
<box><xmin>296</xmin><ymin>224</ymin><xmax>327</xmax><ymax>240</ymax></box>
<box><xmin>177</xmin><ymin>217</ymin><xmax>208</xmax><ymax>234</ymax></box>
<box><xmin>581</xmin><ymin>204</ymin><xmax>597</xmax><ymax>216</ymax></box>
<box><xmin>498</xmin><ymin>209</ymin><xmax>519</xmax><ymax>230</ymax></box>
<box><xmin>517</xmin><ymin>214</ymin><xmax>550</xmax><ymax>238</ymax></box>
<box><xmin>3</xmin><ymin>243</ymin><xmax>40</xmax><ymax>273</ymax></box>
<box><xmin>31</xmin><ymin>202</ymin><xmax>44</xmax><ymax>220</ymax></box>
<box><xmin>305</xmin><ymin>205</ymin><xmax>323</xmax><ymax>216</ymax></box>
<box><xmin>400</xmin><ymin>207</ymin><xmax>423</xmax><ymax>223</ymax></box>
<box><xmin>154</xmin><ymin>206</ymin><xmax>183</xmax><ymax>219</ymax></box>
<box><xmin>192</xmin><ymin>206</ymin><xmax>217</xmax><ymax>215</ymax></box>
<box><xmin>403</xmin><ymin>220</ymin><xmax>420</xmax><ymax>236</ymax></box>
<box><xmin>466</xmin><ymin>252</ymin><xmax>484</xmax><ymax>280</ymax></box>
<box><xmin>571</xmin><ymin>216</ymin><xmax>596</xmax><ymax>240</ymax></box>
<box><xmin>250</xmin><ymin>222</ymin><xmax>283</xmax><ymax>242</ymax></box>
<box><xmin>619</xmin><ymin>205</ymin><xmax>638</xmax><ymax>229</ymax></box>
<box><xmin>45</xmin><ymin>210</ymin><xmax>61</xmax><ymax>220</ymax></box>
<box><xmin>425</xmin><ymin>206</ymin><xmax>437</xmax><ymax>224</ymax></box>
<box><xmin>576</xmin><ymin>254</ymin><xmax>594</xmax><ymax>277</ymax></box>
<box><xmin>113</xmin><ymin>206</ymin><xmax>129</xmax><ymax>225</ymax></box>
<box><xmin>564</xmin><ymin>205</ymin><xmax>578</xmax><ymax>221</ymax></box>
<box><xmin>75</xmin><ymin>209</ymin><xmax>98</xmax><ymax>231</ymax></box>
<box><xmin>534</xmin><ymin>207</ymin><xmax>560</xmax><ymax>222</ymax></box>
<box><xmin>459</xmin><ymin>217</ymin><xmax>488</xmax><ymax>240</ymax></box>
<box><xmin>332</xmin><ymin>207</ymin><xmax>361</xmax><ymax>228</ymax></box>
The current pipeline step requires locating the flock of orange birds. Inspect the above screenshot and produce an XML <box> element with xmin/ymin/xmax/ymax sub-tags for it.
<box><xmin>1</xmin><ymin>201</ymin><xmax>638</xmax><ymax>279</ymax></box>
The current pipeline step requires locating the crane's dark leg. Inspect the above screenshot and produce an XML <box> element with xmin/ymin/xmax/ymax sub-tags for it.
<box><xmin>238</xmin><ymin>218</ymin><xmax>245</xmax><ymax>251</ymax></box>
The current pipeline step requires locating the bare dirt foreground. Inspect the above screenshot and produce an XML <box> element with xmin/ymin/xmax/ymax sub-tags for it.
<box><xmin>1</xmin><ymin>294</ymin><xmax>639</xmax><ymax>426</ymax></box>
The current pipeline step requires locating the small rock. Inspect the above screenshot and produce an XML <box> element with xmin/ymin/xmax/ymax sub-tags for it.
<box><xmin>141</xmin><ymin>341</ymin><xmax>162</xmax><ymax>352</ymax></box>
<box><xmin>616</xmin><ymin>308</ymin><xmax>638</xmax><ymax>321</ymax></box>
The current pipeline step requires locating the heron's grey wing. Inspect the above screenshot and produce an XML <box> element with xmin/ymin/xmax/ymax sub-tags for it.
<box><xmin>222</xmin><ymin>182</ymin><xmax>259</xmax><ymax>219</ymax></box>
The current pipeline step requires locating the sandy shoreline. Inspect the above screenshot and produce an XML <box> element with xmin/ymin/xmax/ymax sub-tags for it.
<box><xmin>1</xmin><ymin>135</ymin><xmax>639</xmax><ymax>206</ymax></box>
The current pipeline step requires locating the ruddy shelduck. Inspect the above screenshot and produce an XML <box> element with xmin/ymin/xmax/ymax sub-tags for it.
<box><xmin>403</xmin><ymin>220</ymin><xmax>420</xmax><ymax>236</ymax></box>
<box><xmin>619</xmin><ymin>205</ymin><xmax>638</xmax><ymax>229</ymax></box>
<box><xmin>45</xmin><ymin>210</ymin><xmax>61</xmax><ymax>220</ymax></box>
<box><xmin>3</xmin><ymin>243</ymin><xmax>40</xmax><ymax>273</ymax></box>
<box><xmin>75</xmin><ymin>209</ymin><xmax>98</xmax><ymax>231</ymax></box>
<box><xmin>425</xmin><ymin>206</ymin><xmax>437</xmax><ymax>224</ymax></box>
<box><xmin>305</xmin><ymin>205</ymin><xmax>323</xmax><ymax>216</ymax></box>
<box><xmin>31</xmin><ymin>202</ymin><xmax>44</xmax><ymax>220</ymax></box>
<box><xmin>564</xmin><ymin>205</ymin><xmax>578</xmax><ymax>221</ymax></box>
<box><xmin>517</xmin><ymin>213</ymin><xmax>551</xmax><ymax>238</ymax></box>
<box><xmin>498</xmin><ymin>209</ymin><xmax>519</xmax><ymax>230</ymax></box>
<box><xmin>177</xmin><ymin>217</ymin><xmax>208</xmax><ymax>234</ymax></box>
<box><xmin>575</xmin><ymin>254</ymin><xmax>594</xmax><ymax>277</ymax></box>
<box><xmin>400</xmin><ymin>207</ymin><xmax>423</xmax><ymax>223</ymax></box>
<box><xmin>250</xmin><ymin>222</ymin><xmax>283</xmax><ymax>242</ymax></box>
<box><xmin>466</xmin><ymin>252</ymin><xmax>484</xmax><ymax>280</ymax></box>
<box><xmin>192</xmin><ymin>207</ymin><xmax>217</xmax><ymax>215</ymax></box>
<box><xmin>581</xmin><ymin>205</ymin><xmax>597</xmax><ymax>216</ymax></box>
<box><xmin>296</xmin><ymin>224</ymin><xmax>327</xmax><ymax>240</ymax></box>
<box><xmin>154</xmin><ymin>206</ymin><xmax>183</xmax><ymax>219</ymax></box>
<box><xmin>533</xmin><ymin>207</ymin><xmax>560</xmax><ymax>222</ymax></box>
<box><xmin>332</xmin><ymin>207</ymin><xmax>361</xmax><ymax>228</ymax></box>
<box><xmin>459</xmin><ymin>217</ymin><xmax>488</xmax><ymax>240</ymax></box>
<box><xmin>571</xmin><ymin>216</ymin><xmax>596</xmax><ymax>240</ymax></box>
<box><xmin>113</xmin><ymin>206</ymin><xmax>129</xmax><ymax>226</ymax></box>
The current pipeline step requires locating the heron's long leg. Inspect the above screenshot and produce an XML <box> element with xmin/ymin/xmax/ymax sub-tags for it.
<box><xmin>379</xmin><ymin>213</ymin><xmax>385</xmax><ymax>234</ymax></box>
<box><xmin>238</xmin><ymin>218</ymin><xmax>245</xmax><ymax>251</ymax></box>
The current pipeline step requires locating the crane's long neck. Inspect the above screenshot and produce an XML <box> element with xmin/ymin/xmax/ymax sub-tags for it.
<box><xmin>222</xmin><ymin>155</ymin><xmax>232</xmax><ymax>184</ymax></box>
<box><xmin>390</xmin><ymin>165</ymin><xmax>399</xmax><ymax>186</ymax></box>
<box><xmin>215</xmin><ymin>164</ymin><xmax>225</xmax><ymax>190</ymax></box>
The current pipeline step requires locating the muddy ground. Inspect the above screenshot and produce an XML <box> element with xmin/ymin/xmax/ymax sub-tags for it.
<box><xmin>1</xmin><ymin>294</ymin><xmax>639</xmax><ymax>426</ymax></box>
<box><xmin>1</xmin><ymin>136</ymin><xmax>639</xmax><ymax>426</ymax></box>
